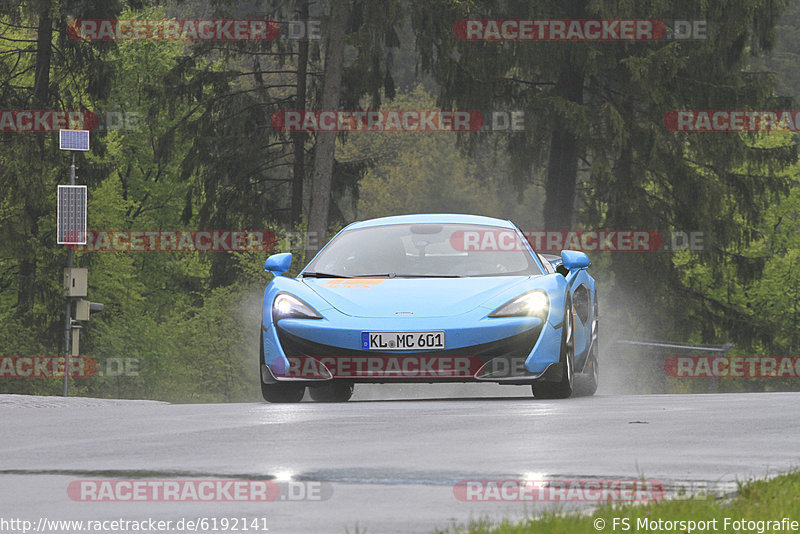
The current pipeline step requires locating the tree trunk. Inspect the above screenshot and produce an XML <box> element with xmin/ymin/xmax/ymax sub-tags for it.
<box><xmin>305</xmin><ymin>0</ymin><xmax>348</xmax><ymax>261</ymax></box>
<box><xmin>33</xmin><ymin>1</ymin><xmax>52</xmax><ymax>108</ymax></box>
<box><xmin>543</xmin><ymin>68</ymin><xmax>583</xmax><ymax>230</ymax></box>
<box><xmin>16</xmin><ymin>0</ymin><xmax>52</xmax><ymax>318</ymax></box>
<box><xmin>290</xmin><ymin>0</ymin><xmax>310</xmax><ymax>225</ymax></box>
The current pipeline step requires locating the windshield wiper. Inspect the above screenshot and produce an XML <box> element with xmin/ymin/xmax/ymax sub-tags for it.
<box><xmin>301</xmin><ymin>272</ymin><xmax>351</xmax><ymax>278</ymax></box>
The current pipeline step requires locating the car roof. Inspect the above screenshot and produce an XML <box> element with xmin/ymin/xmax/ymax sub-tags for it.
<box><xmin>344</xmin><ymin>213</ymin><xmax>516</xmax><ymax>231</ymax></box>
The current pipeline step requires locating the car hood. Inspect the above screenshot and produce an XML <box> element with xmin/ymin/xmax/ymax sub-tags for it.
<box><xmin>302</xmin><ymin>276</ymin><xmax>530</xmax><ymax>318</ymax></box>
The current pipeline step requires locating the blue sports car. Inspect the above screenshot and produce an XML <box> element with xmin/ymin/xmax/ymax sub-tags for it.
<box><xmin>259</xmin><ymin>214</ymin><xmax>598</xmax><ymax>402</ymax></box>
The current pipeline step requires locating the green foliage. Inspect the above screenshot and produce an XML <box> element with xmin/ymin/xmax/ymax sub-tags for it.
<box><xmin>340</xmin><ymin>85</ymin><xmax>511</xmax><ymax>219</ymax></box>
<box><xmin>435</xmin><ymin>471</ymin><xmax>800</xmax><ymax>534</ymax></box>
<box><xmin>1</xmin><ymin>1</ymin><xmax>800</xmax><ymax>401</ymax></box>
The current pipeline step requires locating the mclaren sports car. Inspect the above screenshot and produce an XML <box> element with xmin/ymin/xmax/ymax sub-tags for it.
<box><xmin>259</xmin><ymin>214</ymin><xmax>598</xmax><ymax>402</ymax></box>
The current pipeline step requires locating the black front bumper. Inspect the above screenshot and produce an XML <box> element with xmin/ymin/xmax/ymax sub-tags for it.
<box><xmin>263</xmin><ymin>324</ymin><xmax>562</xmax><ymax>384</ymax></box>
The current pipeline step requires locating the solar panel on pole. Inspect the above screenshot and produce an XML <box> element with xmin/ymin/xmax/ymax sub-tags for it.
<box><xmin>59</xmin><ymin>129</ymin><xmax>90</xmax><ymax>151</ymax></box>
<box><xmin>57</xmin><ymin>129</ymin><xmax>90</xmax><ymax>397</ymax></box>
<box><xmin>57</xmin><ymin>185</ymin><xmax>87</xmax><ymax>244</ymax></box>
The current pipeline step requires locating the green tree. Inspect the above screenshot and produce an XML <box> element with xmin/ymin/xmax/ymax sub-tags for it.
<box><xmin>338</xmin><ymin>86</ymin><xmax>507</xmax><ymax>218</ymax></box>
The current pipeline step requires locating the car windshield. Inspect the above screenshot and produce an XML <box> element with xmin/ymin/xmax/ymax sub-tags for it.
<box><xmin>303</xmin><ymin>223</ymin><xmax>542</xmax><ymax>278</ymax></box>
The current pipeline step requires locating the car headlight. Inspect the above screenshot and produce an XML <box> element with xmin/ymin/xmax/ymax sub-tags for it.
<box><xmin>272</xmin><ymin>293</ymin><xmax>322</xmax><ymax>322</ymax></box>
<box><xmin>489</xmin><ymin>291</ymin><xmax>549</xmax><ymax>319</ymax></box>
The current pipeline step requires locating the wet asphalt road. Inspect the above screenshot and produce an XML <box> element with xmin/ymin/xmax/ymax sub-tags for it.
<box><xmin>1</xmin><ymin>389</ymin><xmax>799</xmax><ymax>533</ymax></box>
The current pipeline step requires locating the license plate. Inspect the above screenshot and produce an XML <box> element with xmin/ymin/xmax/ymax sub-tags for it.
<box><xmin>361</xmin><ymin>331</ymin><xmax>445</xmax><ymax>350</ymax></box>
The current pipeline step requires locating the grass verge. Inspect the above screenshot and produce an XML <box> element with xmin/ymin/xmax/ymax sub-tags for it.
<box><xmin>437</xmin><ymin>472</ymin><xmax>800</xmax><ymax>533</ymax></box>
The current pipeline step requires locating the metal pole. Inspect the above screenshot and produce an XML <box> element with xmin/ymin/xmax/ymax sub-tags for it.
<box><xmin>63</xmin><ymin>153</ymin><xmax>76</xmax><ymax>397</ymax></box>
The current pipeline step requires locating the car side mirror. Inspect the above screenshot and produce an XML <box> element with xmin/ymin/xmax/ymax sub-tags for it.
<box><xmin>560</xmin><ymin>250</ymin><xmax>590</xmax><ymax>271</ymax></box>
<box><xmin>264</xmin><ymin>253</ymin><xmax>292</xmax><ymax>276</ymax></box>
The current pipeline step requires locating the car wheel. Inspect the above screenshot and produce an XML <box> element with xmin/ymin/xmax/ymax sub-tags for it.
<box><xmin>259</xmin><ymin>331</ymin><xmax>305</xmax><ymax>403</ymax></box>
<box><xmin>532</xmin><ymin>298</ymin><xmax>574</xmax><ymax>399</ymax></box>
<box><xmin>309</xmin><ymin>382</ymin><xmax>354</xmax><ymax>403</ymax></box>
<box><xmin>575</xmin><ymin>312</ymin><xmax>600</xmax><ymax>397</ymax></box>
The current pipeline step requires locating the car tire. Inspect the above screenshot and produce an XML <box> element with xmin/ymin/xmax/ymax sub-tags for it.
<box><xmin>532</xmin><ymin>297</ymin><xmax>574</xmax><ymax>399</ymax></box>
<box><xmin>574</xmin><ymin>310</ymin><xmax>599</xmax><ymax>396</ymax></box>
<box><xmin>309</xmin><ymin>382</ymin><xmax>354</xmax><ymax>403</ymax></box>
<box><xmin>261</xmin><ymin>381</ymin><xmax>306</xmax><ymax>403</ymax></box>
<box><xmin>259</xmin><ymin>331</ymin><xmax>305</xmax><ymax>403</ymax></box>
<box><xmin>574</xmin><ymin>347</ymin><xmax>599</xmax><ymax>397</ymax></box>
